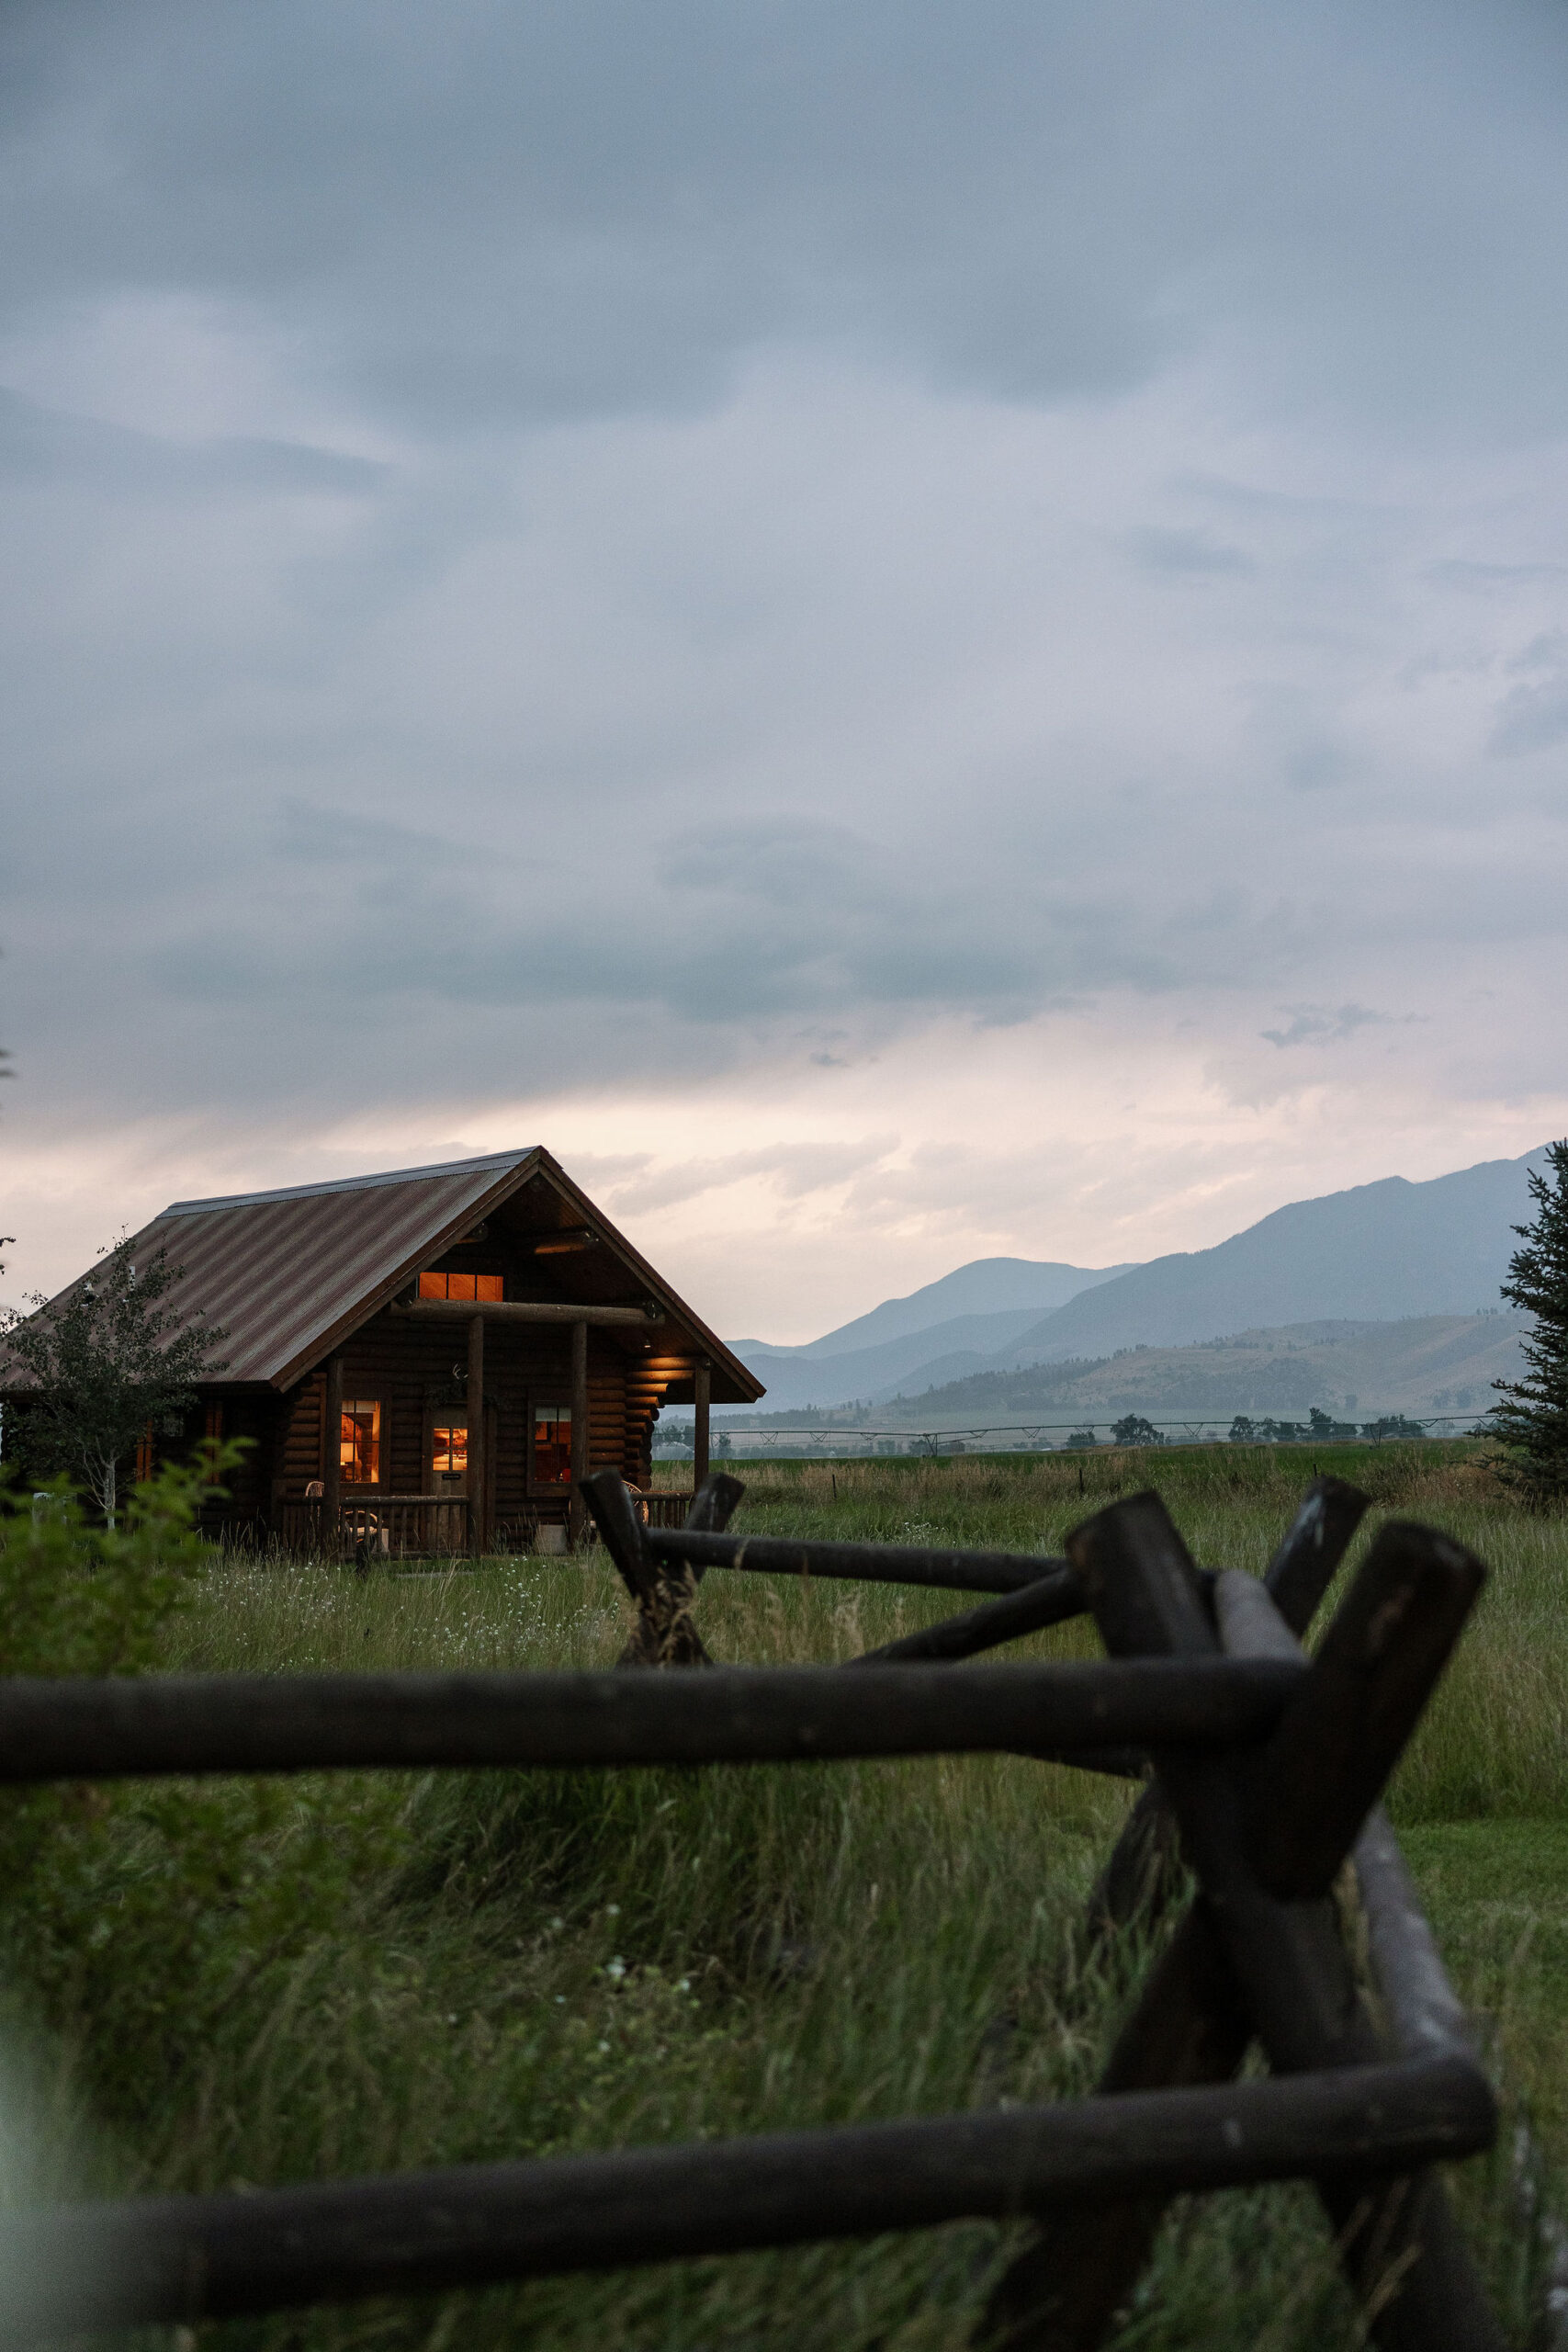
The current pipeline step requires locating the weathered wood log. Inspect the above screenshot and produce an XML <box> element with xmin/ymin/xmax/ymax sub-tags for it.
<box><xmin>679</xmin><ymin>1472</ymin><xmax>748</xmax><ymax>1587</ymax></box>
<box><xmin>1082</xmin><ymin>1476</ymin><xmax>1369</xmax><ymax>1944</ymax></box>
<box><xmin>467</xmin><ymin>1312</ymin><xmax>486</xmax><ymax>1553</ymax></box>
<box><xmin>569</xmin><ymin>1320</ymin><xmax>589</xmax><ymax>1548</ymax></box>
<box><xmin>0</xmin><ymin>2056</ymin><xmax>1491</xmax><ymax>2335</ymax></box>
<box><xmin>1353</xmin><ymin>1806</ymin><xmax>1477</xmax><ymax>2065</ymax></box>
<box><xmin>644</xmin><ymin>1526</ymin><xmax>1061</xmax><ymax>1596</ymax></box>
<box><xmin>1245</xmin><ymin>1521</ymin><xmax>1483</xmax><ymax>1900</ymax></box>
<box><xmin>980</xmin><ymin>1903</ymin><xmax>1252</xmax><ymax>2351</ymax></box>
<box><xmin>849</xmin><ymin>1567</ymin><xmax>1087</xmax><ymax>1666</ymax></box>
<box><xmin>582</xmin><ymin>1473</ymin><xmax>741</xmax><ymax>1668</ymax></box>
<box><xmin>321</xmin><ymin>1352</ymin><xmax>344</xmax><ymax>1538</ymax></box>
<box><xmin>393</xmin><ymin>1300</ymin><xmax>662</xmax><ymax>1326</ymax></box>
<box><xmin>1215</xmin><ymin>1566</ymin><xmax>1503</xmax><ymax>2352</ymax></box>
<box><xmin>0</xmin><ymin>1658</ymin><xmax>1304</xmax><ymax>1781</ymax></box>
<box><xmin>693</xmin><ymin>1359</ymin><xmax>711</xmax><ymax>1494</ymax></box>
<box><xmin>1262</xmin><ymin>1473</ymin><xmax>1371</xmax><ymax>1636</ymax></box>
<box><xmin>581</xmin><ymin>1472</ymin><xmax>659</xmax><ymax>1611</ymax></box>
<box><xmin>992</xmin><ymin>1493</ymin><xmax>1499</xmax><ymax>2352</ymax></box>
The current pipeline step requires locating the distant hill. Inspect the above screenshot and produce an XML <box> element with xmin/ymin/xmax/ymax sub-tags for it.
<box><xmin>723</xmin><ymin>1148</ymin><xmax>1548</xmax><ymax>1415</ymax></box>
<box><xmin>984</xmin><ymin>1148</ymin><xmax>1548</xmax><ymax>1369</ymax></box>
<box><xmin>729</xmin><ymin>1259</ymin><xmax>1134</xmax><ymax>1412</ymax></box>
<box><xmin>861</xmin><ymin>1314</ymin><xmax>1526</xmax><ymax>1429</ymax></box>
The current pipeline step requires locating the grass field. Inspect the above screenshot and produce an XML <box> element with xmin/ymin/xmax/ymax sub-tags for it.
<box><xmin>3</xmin><ymin>1442</ymin><xmax>1567</xmax><ymax>2349</ymax></box>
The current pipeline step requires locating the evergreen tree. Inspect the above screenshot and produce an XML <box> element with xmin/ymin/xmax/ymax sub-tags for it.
<box><xmin>1487</xmin><ymin>1141</ymin><xmax>1568</xmax><ymax>1503</ymax></box>
<box><xmin>1</xmin><ymin>1234</ymin><xmax>226</xmax><ymax>1524</ymax></box>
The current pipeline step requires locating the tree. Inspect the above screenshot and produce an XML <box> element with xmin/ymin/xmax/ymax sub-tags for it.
<box><xmin>1486</xmin><ymin>1141</ymin><xmax>1568</xmax><ymax>1501</ymax></box>
<box><xmin>1228</xmin><ymin>1415</ymin><xmax>1257</xmax><ymax>1443</ymax></box>
<box><xmin>1111</xmin><ymin>1414</ymin><xmax>1165</xmax><ymax>1448</ymax></box>
<box><xmin>1</xmin><ymin>1234</ymin><xmax>226</xmax><ymax>1524</ymax></box>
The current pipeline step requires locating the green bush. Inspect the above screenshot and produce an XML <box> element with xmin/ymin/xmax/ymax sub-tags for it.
<box><xmin>0</xmin><ymin>1452</ymin><xmax>409</xmax><ymax>2142</ymax></box>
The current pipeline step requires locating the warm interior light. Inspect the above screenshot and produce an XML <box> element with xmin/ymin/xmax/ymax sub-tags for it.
<box><xmin>533</xmin><ymin>1403</ymin><xmax>571</xmax><ymax>1481</ymax></box>
<box><xmin>533</xmin><ymin>1237</ymin><xmax>593</xmax><ymax>1255</ymax></box>
<box><xmin>419</xmin><ymin>1271</ymin><xmax>504</xmax><ymax>1300</ymax></box>
<box><xmin>341</xmin><ymin>1399</ymin><xmax>381</xmax><ymax>1484</ymax></box>
<box><xmin>432</xmin><ymin>1423</ymin><xmax>468</xmax><ymax>1479</ymax></box>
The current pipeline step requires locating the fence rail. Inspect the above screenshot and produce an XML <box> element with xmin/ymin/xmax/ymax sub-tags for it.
<box><xmin>0</xmin><ymin>1471</ymin><xmax>1507</xmax><ymax>2352</ymax></box>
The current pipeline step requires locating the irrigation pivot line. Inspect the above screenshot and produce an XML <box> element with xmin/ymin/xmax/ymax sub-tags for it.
<box><xmin>0</xmin><ymin>1475</ymin><xmax>1506</xmax><ymax>2351</ymax></box>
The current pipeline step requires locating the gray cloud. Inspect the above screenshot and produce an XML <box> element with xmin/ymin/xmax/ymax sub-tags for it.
<box><xmin>1488</xmin><ymin>635</ymin><xmax>1568</xmax><ymax>755</ymax></box>
<box><xmin>6</xmin><ymin>2</ymin><xmax>1568</xmax><ymax>435</ymax></box>
<box><xmin>1126</xmin><ymin>526</ymin><xmax>1255</xmax><ymax>578</ymax></box>
<box><xmin>4</xmin><ymin>0</ymin><xmax>1568</xmax><ymax>1298</ymax></box>
<box><xmin>0</xmin><ymin>389</ymin><xmax>388</xmax><ymax>499</ymax></box>
<box><xmin>1260</xmin><ymin>1003</ymin><xmax>1392</xmax><ymax>1050</ymax></box>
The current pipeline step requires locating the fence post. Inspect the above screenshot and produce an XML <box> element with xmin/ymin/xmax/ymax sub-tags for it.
<box><xmin>1084</xmin><ymin>1476</ymin><xmax>1368</xmax><ymax>1944</ymax></box>
<box><xmin>981</xmin><ymin>1492</ymin><xmax>1499</xmax><ymax>2352</ymax></box>
<box><xmin>582</xmin><ymin>1472</ymin><xmax>744</xmax><ymax>1666</ymax></box>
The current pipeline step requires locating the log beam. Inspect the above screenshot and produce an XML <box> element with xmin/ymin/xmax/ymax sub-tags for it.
<box><xmin>393</xmin><ymin>1300</ymin><xmax>661</xmax><ymax>1328</ymax></box>
<box><xmin>694</xmin><ymin>1360</ymin><xmax>711</xmax><ymax>1495</ymax></box>
<box><xmin>467</xmin><ymin>1314</ymin><xmax>486</xmax><ymax>1555</ymax></box>
<box><xmin>321</xmin><ymin>1353</ymin><xmax>344</xmax><ymax>1548</ymax></box>
<box><xmin>569</xmin><ymin>1321</ymin><xmax>589</xmax><ymax>1548</ymax></box>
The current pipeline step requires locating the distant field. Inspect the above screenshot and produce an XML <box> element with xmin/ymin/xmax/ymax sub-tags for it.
<box><xmin>1</xmin><ymin>1442</ymin><xmax>1562</xmax><ymax>2349</ymax></box>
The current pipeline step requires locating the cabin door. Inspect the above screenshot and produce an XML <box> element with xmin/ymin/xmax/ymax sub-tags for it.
<box><xmin>423</xmin><ymin>1400</ymin><xmax>498</xmax><ymax>1525</ymax></box>
<box><xmin>429</xmin><ymin>1417</ymin><xmax>468</xmax><ymax>1496</ymax></box>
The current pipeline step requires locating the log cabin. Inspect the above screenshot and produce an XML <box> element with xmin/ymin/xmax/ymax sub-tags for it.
<box><xmin>3</xmin><ymin>1148</ymin><xmax>763</xmax><ymax>1553</ymax></box>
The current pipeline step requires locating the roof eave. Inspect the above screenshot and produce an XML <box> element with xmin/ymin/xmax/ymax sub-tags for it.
<box><xmin>267</xmin><ymin>1149</ymin><xmax>547</xmax><ymax>1391</ymax></box>
<box><xmin>529</xmin><ymin>1151</ymin><xmax>764</xmax><ymax>1404</ymax></box>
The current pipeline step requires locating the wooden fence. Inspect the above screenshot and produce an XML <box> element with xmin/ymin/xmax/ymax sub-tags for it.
<box><xmin>0</xmin><ymin>1472</ymin><xmax>1506</xmax><ymax>2349</ymax></box>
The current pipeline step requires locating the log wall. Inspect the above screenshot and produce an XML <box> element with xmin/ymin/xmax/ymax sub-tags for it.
<box><xmin>199</xmin><ymin>1308</ymin><xmax>665</xmax><ymax>1535</ymax></box>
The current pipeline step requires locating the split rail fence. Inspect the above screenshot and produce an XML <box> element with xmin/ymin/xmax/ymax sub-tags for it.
<box><xmin>0</xmin><ymin>1470</ymin><xmax>1507</xmax><ymax>2349</ymax></box>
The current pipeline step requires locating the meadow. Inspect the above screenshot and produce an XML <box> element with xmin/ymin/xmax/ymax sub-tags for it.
<box><xmin>3</xmin><ymin>1442</ymin><xmax>1566</xmax><ymax>2350</ymax></box>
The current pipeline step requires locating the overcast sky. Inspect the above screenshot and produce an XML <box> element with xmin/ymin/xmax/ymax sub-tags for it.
<box><xmin>3</xmin><ymin>0</ymin><xmax>1567</xmax><ymax>1340</ymax></box>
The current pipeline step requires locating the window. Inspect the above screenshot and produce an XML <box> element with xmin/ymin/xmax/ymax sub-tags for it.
<box><xmin>135</xmin><ymin>1422</ymin><xmax>155</xmax><ymax>1482</ymax></box>
<box><xmin>340</xmin><ymin>1398</ymin><xmax>381</xmax><ymax>1485</ymax></box>
<box><xmin>418</xmin><ymin>1272</ymin><xmax>503</xmax><ymax>1302</ymax></box>
<box><xmin>532</xmin><ymin>1402</ymin><xmax>571</xmax><ymax>1484</ymax></box>
<box><xmin>205</xmin><ymin>1404</ymin><xmax>224</xmax><ymax>1444</ymax></box>
<box><xmin>432</xmin><ymin>1423</ymin><xmax>468</xmax><ymax>1479</ymax></box>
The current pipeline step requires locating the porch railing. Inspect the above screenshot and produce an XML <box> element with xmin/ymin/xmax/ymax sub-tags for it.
<box><xmin>276</xmin><ymin>1489</ymin><xmax>688</xmax><ymax>1558</ymax></box>
<box><xmin>278</xmin><ymin>1498</ymin><xmax>472</xmax><ymax>1559</ymax></box>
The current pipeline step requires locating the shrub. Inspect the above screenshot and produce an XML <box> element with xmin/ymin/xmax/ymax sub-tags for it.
<box><xmin>0</xmin><ymin>1450</ymin><xmax>409</xmax><ymax>2136</ymax></box>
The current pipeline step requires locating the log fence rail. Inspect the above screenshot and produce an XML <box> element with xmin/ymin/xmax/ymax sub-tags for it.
<box><xmin>0</xmin><ymin>1472</ymin><xmax>1509</xmax><ymax>2350</ymax></box>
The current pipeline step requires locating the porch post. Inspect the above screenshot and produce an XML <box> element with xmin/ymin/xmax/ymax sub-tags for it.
<box><xmin>570</xmin><ymin>1320</ymin><xmax>589</xmax><ymax>1547</ymax></box>
<box><xmin>694</xmin><ymin>1359</ymin><xmax>711</xmax><ymax>1496</ymax></box>
<box><xmin>467</xmin><ymin>1313</ymin><xmax>486</xmax><ymax>1555</ymax></box>
<box><xmin>321</xmin><ymin>1353</ymin><xmax>344</xmax><ymax>1555</ymax></box>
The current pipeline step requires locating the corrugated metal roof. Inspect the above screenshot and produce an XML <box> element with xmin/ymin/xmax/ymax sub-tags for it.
<box><xmin>6</xmin><ymin>1148</ymin><xmax>766</xmax><ymax>1402</ymax></box>
<box><xmin>119</xmin><ymin>1151</ymin><xmax>538</xmax><ymax>1388</ymax></box>
<box><xmin>163</xmin><ymin>1150</ymin><xmax>530</xmax><ymax>1216</ymax></box>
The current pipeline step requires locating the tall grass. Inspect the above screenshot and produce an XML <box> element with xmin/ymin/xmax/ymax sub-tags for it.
<box><xmin>3</xmin><ymin>1445</ymin><xmax>1563</xmax><ymax>2348</ymax></box>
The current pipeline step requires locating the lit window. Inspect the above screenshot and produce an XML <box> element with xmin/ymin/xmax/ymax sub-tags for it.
<box><xmin>205</xmin><ymin>1405</ymin><xmax>224</xmax><ymax>1443</ymax></box>
<box><xmin>418</xmin><ymin>1272</ymin><xmax>503</xmax><ymax>1301</ymax></box>
<box><xmin>341</xmin><ymin>1399</ymin><xmax>381</xmax><ymax>1485</ymax></box>
<box><xmin>432</xmin><ymin>1424</ymin><xmax>468</xmax><ymax>1478</ymax></box>
<box><xmin>533</xmin><ymin>1403</ymin><xmax>571</xmax><ymax>1483</ymax></box>
<box><xmin>135</xmin><ymin>1423</ymin><xmax>155</xmax><ymax>1482</ymax></box>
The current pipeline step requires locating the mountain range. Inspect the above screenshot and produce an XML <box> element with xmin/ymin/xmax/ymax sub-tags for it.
<box><xmin>725</xmin><ymin>1148</ymin><xmax>1548</xmax><ymax>1414</ymax></box>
